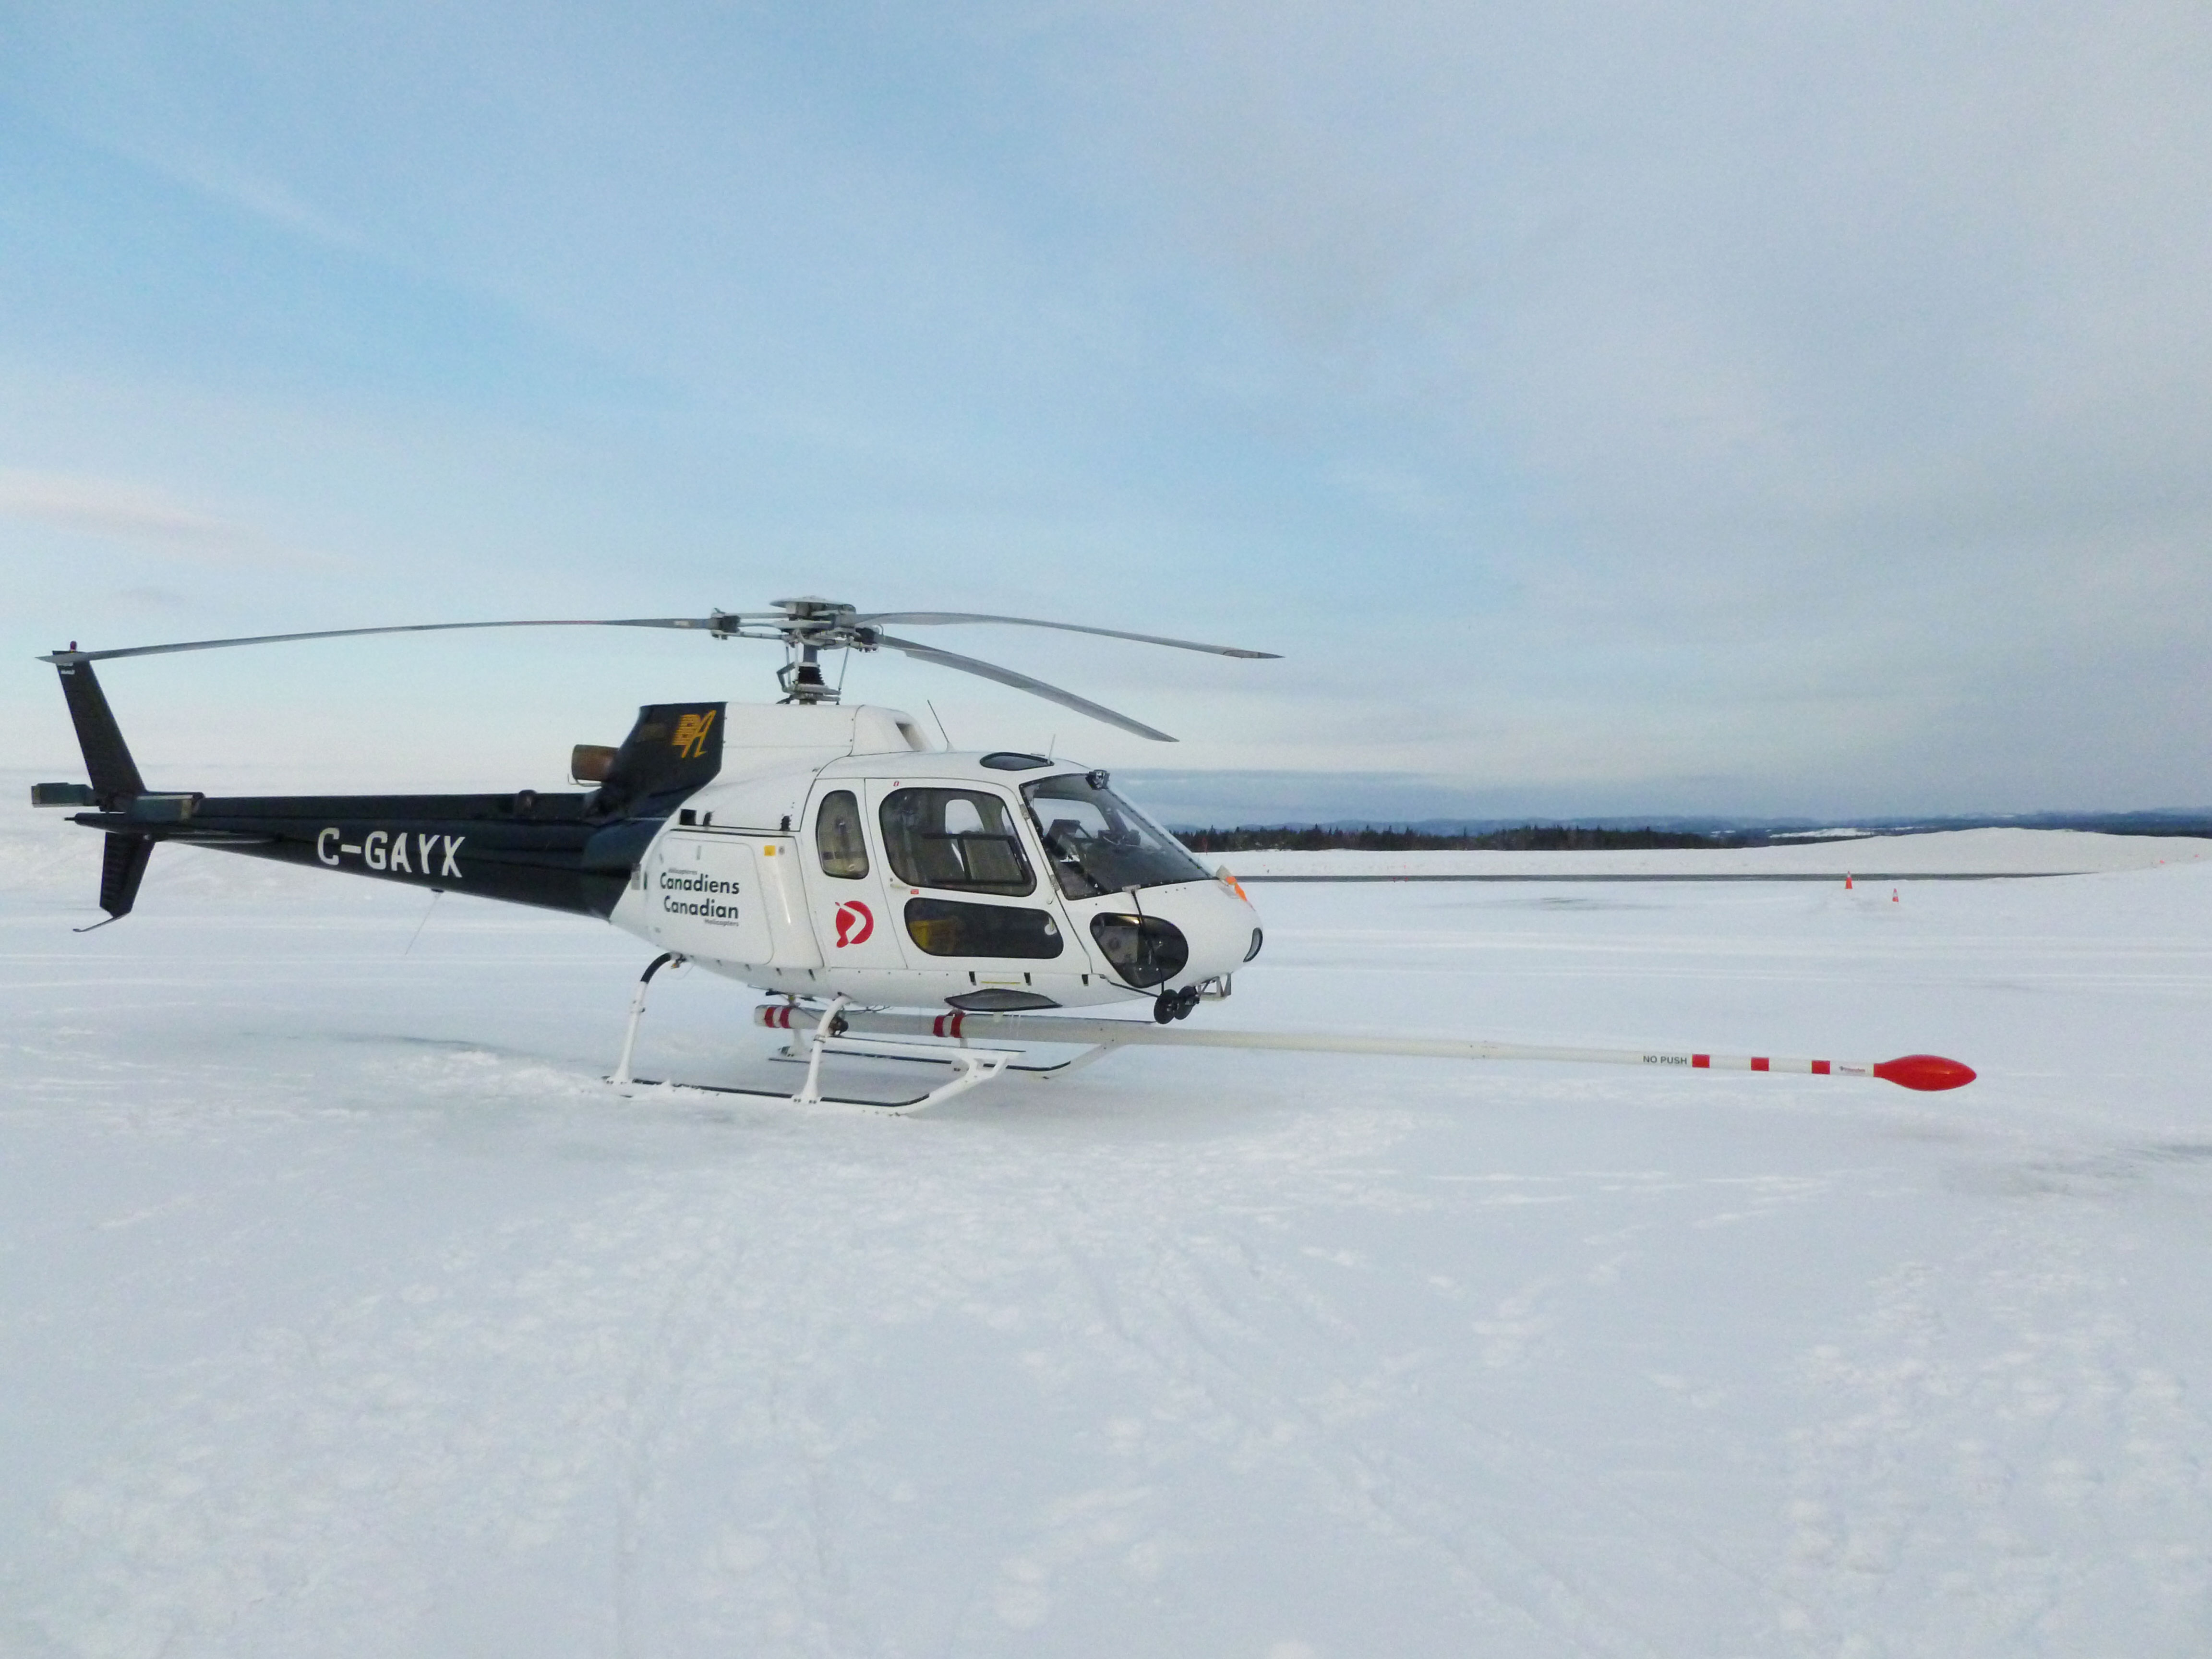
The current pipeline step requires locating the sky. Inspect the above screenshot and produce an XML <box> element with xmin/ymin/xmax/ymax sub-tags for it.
<box><xmin>4</xmin><ymin>2</ymin><xmax>2209</xmax><ymax>821</ymax></box>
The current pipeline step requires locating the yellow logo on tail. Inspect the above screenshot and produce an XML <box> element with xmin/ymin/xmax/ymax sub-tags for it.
<box><xmin>671</xmin><ymin>710</ymin><xmax>716</xmax><ymax>759</ymax></box>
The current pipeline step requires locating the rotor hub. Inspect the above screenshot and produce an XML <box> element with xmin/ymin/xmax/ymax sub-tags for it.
<box><xmin>767</xmin><ymin>598</ymin><xmax>866</xmax><ymax>703</ymax></box>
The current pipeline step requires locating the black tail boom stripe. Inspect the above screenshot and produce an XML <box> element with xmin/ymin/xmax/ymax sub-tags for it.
<box><xmin>69</xmin><ymin>793</ymin><xmax>654</xmax><ymax>918</ymax></box>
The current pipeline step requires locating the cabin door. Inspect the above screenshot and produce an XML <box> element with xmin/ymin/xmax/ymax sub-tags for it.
<box><xmin>795</xmin><ymin>783</ymin><xmax>907</xmax><ymax>973</ymax></box>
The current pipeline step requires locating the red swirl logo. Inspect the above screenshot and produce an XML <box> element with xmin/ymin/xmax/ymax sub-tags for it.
<box><xmin>834</xmin><ymin>900</ymin><xmax>874</xmax><ymax>948</ymax></box>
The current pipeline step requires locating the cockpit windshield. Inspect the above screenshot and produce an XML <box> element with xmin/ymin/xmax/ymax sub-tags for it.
<box><xmin>1022</xmin><ymin>772</ymin><xmax>1209</xmax><ymax>899</ymax></box>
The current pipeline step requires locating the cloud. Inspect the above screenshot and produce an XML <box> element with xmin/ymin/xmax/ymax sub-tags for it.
<box><xmin>1068</xmin><ymin>2</ymin><xmax>2212</xmax><ymax>805</ymax></box>
<box><xmin>3</xmin><ymin>5</ymin><xmax>2206</xmax><ymax>809</ymax></box>
<box><xmin>125</xmin><ymin>144</ymin><xmax>377</xmax><ymax>258</ymax></box>
<box><xmin>0</xmin><ymin>468</ymin><xmax>327</xmax><ymax>567</ymax></box>
<box><xmin>1113</xmin><ymin>4</ymin><xmax>2212</xmax><ymax>523</ymax></box>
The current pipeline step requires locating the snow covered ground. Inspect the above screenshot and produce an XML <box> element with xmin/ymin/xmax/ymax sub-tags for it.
<box><xmin>5</xmin><ymin>799</ymin><xmax>2212</xmax><ymax>1657</ymax></box>
<box><xmin>1222</xmin><ymin>826</ymin><xmax>2212</xmax><ymax>879</ymax></box>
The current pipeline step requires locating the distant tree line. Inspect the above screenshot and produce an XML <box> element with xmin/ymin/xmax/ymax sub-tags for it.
<box><xmin>1178</xmin><ymin>824</ymin><xmax>1763</xmax><ymax>853</ymax></box>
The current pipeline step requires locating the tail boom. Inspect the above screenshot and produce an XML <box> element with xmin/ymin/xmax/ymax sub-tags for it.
<box><xmin>40</xmin><ymin>656</ymin><xmax>718</xmax><ymax>924</ymax></box>
<box><xmin>65</xmin><ymin>793</ymin><xmax>645</xmax><ymax>918</ymax></box>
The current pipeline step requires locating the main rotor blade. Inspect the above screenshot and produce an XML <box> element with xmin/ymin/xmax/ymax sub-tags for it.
<box><xmin>871</xmin><ymin>632</ymin><xmax>1177</xmax><ymax>742</ymax></box>
<box><xmin>853</xmin><ymin>612</ymin><xmax>1279</xmax><ymax>659</ymax></box>
<box><xmin>38</xmin><ymin>616</ymin><xmax>762</xmax><ymax>664</ymax></box>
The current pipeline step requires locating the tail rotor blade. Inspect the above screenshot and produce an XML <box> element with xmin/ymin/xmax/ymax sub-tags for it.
<box><xmin>871</xmin><ymin>633</ymin><xmax>1176</xmax><ymax>742</ymax></box>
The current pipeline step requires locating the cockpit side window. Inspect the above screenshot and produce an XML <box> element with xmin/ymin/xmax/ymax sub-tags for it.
<box><xmin>878</xmin><ymin>788</ymin><xmax>1036</xmax><ymax>896</ymax></box>
<box><xmin>815</xmin><ymin>789</ymin><xmax>870</xmax><ymax>879</ymax></box>
<box><xmin>1022</xmin><ymin>773</ymin><xmax>1209</xmax><ymax>898</ymax></box>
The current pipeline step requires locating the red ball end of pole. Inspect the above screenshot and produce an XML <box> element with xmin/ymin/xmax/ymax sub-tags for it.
<box><xmin>1873</xmin><ymin>1054</ymin><xmax>1977</xmax><ymax>1092</ymax></box>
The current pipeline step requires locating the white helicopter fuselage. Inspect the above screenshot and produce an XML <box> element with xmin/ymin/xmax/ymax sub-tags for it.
<box><xmin>604</xmin><ymin>703</ymin><xmax>1262</xmax><ymax>1011</ymax></box>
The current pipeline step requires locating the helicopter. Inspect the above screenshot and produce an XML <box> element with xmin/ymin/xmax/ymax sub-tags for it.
<box><xmin>33</xmin><ymin>598</ymin><xmax>1976</xmax><ymax>1109</ymax></box>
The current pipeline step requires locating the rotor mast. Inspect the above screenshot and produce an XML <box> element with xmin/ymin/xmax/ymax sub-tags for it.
<box><xmin>767</xmin><ymin>596</ymin><xmax>872</xmax><ymax>705</ymax></box>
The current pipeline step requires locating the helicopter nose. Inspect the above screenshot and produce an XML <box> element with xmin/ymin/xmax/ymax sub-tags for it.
<box><xmin>1098</xmin><ymin>879</ymin><xmax>1257</xmax><ymax>988</ymax></box>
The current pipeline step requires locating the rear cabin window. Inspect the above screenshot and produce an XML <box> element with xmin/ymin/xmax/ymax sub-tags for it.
<box><xmin>878</xmin><ymin>788</ymin><xmax>1035</xmax><ymax>896</ymax></box>
<box><xmin>815</xmin><ymin>790</ymin><xmax>869</xmax><ymax>878</ymax></box>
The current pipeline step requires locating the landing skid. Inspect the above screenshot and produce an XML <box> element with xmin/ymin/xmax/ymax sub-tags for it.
<box><xmin>608</xmin><ymin>954</ymin><xmax>1112</xmax><ymax>1113</ymax></box>
<box><xmin>620</xmin><ymin>1063</ymin><xmax>1004</xmax><ymax>1114</ymax></box>
<box><xmin>759</xmin><ymin>1045</ymin><xmax>1106</xmax><ymax>1076</ymax></box>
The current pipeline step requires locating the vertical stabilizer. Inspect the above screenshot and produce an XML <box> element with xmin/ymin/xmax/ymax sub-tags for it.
<box><xmin>49</xmin><ymin>654</ymin><xmax>145</xmax><ymax>805</ymax></box>
<box><xmin>590</xmin><ymin>701</ymin><xmax>726</xmax><ymax>816</ymax></box>
<box><xmin>45</xmin><ymin>653</ymin><xmax>154</xmax><ymax>924</ymax></box>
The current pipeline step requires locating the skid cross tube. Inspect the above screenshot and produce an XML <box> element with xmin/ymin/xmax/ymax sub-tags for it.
<box><xmin>772</xmin><ymin>995</ymin><xmax>1022</xmax><ymax>1112</ymax></box>
<box><xmin>622</xmin><ymin>987</ymin><xmax>1023</xmax><ymax>1111</ymax></box>
<box><xmin>612</xmin><ymin>951</ymin><xmax>682</xmax><ymax>1086</ymax></box>
<box><xmin>757</xmin><ymin>1007</ymin><xmax>1977</xmax><ymax>1093</ymax></box>
<box><xmin>792</xmin><ymin>996</ymin><xmax>852</xmax><ymax>1106</ymax></box>
<box><xmin>810</xmin><ymin>1035</ymin><xmax>1021</xmax><ymax>1113</ymax></box>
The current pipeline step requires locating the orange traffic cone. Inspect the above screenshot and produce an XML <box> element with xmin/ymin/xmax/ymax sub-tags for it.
<box><xmin>1844</xmin><ymin>872</ymin><xmax>1853</xmax><ymax>890</ymax></box>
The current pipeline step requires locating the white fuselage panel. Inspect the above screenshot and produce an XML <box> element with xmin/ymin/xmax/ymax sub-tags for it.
<box><xmin>604</xmin><ymin>729</ymin><xmax>1263</xmax><ymax>1012</ymax></box>
<box><xmin>641</xmin><ymin>833</ymin><xmax>773</xmax><ymax>963</ymax></box>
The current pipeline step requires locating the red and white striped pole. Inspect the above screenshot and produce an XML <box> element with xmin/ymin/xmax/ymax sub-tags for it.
<box><xmin>755</xmin><ymin>1006</ymin><xmax>1977</xmax><ymax>1091</ymax></box>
